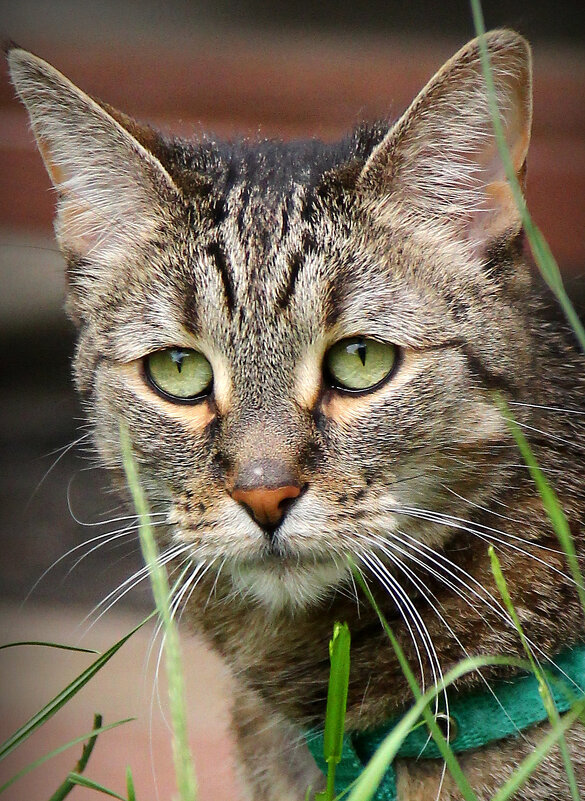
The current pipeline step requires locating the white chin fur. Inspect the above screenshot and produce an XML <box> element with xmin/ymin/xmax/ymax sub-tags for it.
<box><xmin>230</xmin><ymin>561</ymin><xmax>349</xmax><ymax>612</ymax></box>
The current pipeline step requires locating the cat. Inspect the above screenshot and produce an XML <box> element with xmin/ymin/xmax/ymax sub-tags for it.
<box><xmin>7</xmin><ymin>28</ymin><xmax>585</xmax><ymax>800</ymax></box>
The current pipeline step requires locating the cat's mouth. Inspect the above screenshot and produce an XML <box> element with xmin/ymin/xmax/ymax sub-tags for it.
<box><xmin>228</xmin><ymin>526</ymin><xmax>349</xmax><ymax>610</ymax></box>
<box><xmin>236</xmin><ymin>531</ymin><xmax>340</xmax><ymax>571</ymax></box>
<box><xmin>173</xmin><ymin>496</ymin><xmax>352</xmax><ymax>609</ymax></box>
<box><xmin>255</xmin><ymin>533</ymin><xmax>306</xmax><ymax>560</ymax></box>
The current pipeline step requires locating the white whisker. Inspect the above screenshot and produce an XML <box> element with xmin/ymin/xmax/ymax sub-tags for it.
<box><xmin>357</xmin><ymin>531</ymin><xmax>530</xmax><ymax>743</ymax></box>
<box><xmin>366</xmin><ymin>514</ymin><xmax>585</xmax><ymax>694</ymax></box>
<box><xmin>66</xmin><ymin>520</ymin><xmax>168</xmax><ymax>576</ymax></box>
<box><xmin>510</xmin><ymin>401</ymin><xmax>585</xmax><ymax>416</ymax></box>
<box><xmin>25</xmin><ymin>432</ymin><xmax>91</xmax><ymax>510</ymax></box>
<box><xmin>513</xmin><ymin>420</ymin><xmax>585</xmax><ymax>452</ymax></box>
<box><xmin>81</xmin><ymin>543</ymin><xmax>190</xmax><ymax>631</ymax></box>
<box><xmin>357</xmin><ymin>549</ymin><xmax>442</xmax><ymax>706</ymax></box>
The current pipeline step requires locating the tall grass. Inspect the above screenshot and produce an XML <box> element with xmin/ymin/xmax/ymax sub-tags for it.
<box><xmin>120</xmin><ymin>423</ymin><xmax>199</xmax><ymax>801</ymax></box>
<box><xmin>315</xmin><ymin>622</ymin><xmax>351</xmax><ymax>801</ymax></box>
<box><xmin>0</xmin><ymin>619</ymin><xmax>149</xmax><ymax>795</ymax></box>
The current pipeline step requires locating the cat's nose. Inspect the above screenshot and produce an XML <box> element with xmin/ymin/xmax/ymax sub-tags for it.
<box><xmin>232</xmin><ymin>485</ymin><xmax>301</xmax><ymax>528</ymax></box>
<box><xmin>230</xmin><ymin>459</ymin><xmax>302</xmax><ymax>529</ymax></box>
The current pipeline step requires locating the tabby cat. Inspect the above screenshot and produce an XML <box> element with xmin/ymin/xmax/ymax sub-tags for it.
<box><xmin>7</xmin><ymin>29</ymin><xmax>585</xmax><ymax>800</ymax></box>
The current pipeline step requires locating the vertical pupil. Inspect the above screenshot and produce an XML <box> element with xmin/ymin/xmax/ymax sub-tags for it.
<box><xmin>347</xmin><ymin>340</ymin><xmax>367</xmax><ymax>366</ymax></box>
<box><xmin>170</xmin><ymin>350</ymin><xmax>187</xmax><ymax>373</ymax></box>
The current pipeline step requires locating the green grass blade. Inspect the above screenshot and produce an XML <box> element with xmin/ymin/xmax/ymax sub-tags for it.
<box><xmin>489</xmin><ymin>546</ymin><xmax>581</xmax><ymax>800</ymax></box>
<box><xmin>469</xmin><ymin>0</ymin><xmax>585</xmax><ymax>352</ymax></box>
<box><xmin>495</xmin><ymin>396</ymin><xmax>585</xmax><ymax>616</ymax></box>
<box><xmin>120</xmin><ymin>423</ymin><xmax>198</xmax><ymax>801</ymax></box>
<box><xmin>47</xmin><ymin>712</ymin><xmax>103</xmax><ymax>801</ymax></box>
<box><xmin>126</xmin><ymin>767</ymin><xmax>136</xmax><ymax>801</ymax></box>
<box><xmin>489</xmin><ymin>547</ymin><xmax>533</xmax><ymax>665</ymax></box>
<box><xmin>320</xmin><ymin>622</ymin><xmax>351</xmax><ymax>800</ymax></box>
<box><xmin>0</xmin><ymin>641</ymin><xmax>98</xmax><ymax>654</ymax></box>
<box><xmin>0</xmin><ymin>615</ymin><xmax>152</xmax><ymax>763</ymax></box>
<box><xmin>0</xmin><ymin>719</ymin><xmax>133</xmax><ymax>794</ymax></box>
<box><xmin>66</xmin><ymin>773</ymin><xmax>129</xmax><ymax>800</ymax></box>
<box><xmin>350</xmin><ymin>561</ymin><xmax>479</xmax><ymax>801</ymax></box>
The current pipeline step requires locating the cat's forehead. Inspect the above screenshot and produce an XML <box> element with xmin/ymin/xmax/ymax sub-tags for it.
<box><xmin>149</xmin><ymin>137</ymin><xmax>460</xmax><ymax>371</ymax></box>
<box><xmin>185</xmin><ymin>187</ymin><xmax>324</xmax><ymax>354</ymax></box>
<box><xmin>178</xmin><ymin>183</ymin><xmax>453</xmax><ymax>361</ymax></box>
<box><xmin>174</xmin><ymin>144</ymin><xmax>330</xmax><ymax>338</ymax></box>
<box><xmin>105</xmin><ymin>129</ymin><xmax>483</xmax><ymax>369</ymax></box>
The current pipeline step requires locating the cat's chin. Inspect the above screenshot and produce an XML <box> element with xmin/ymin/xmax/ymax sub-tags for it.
<box><xmin>229</xmin><ymin>558</ymin><xmax>349</xmax><ymax>612</ymax></box>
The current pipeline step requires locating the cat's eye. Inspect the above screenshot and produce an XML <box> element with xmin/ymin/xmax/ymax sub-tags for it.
<box><xmin>144</xmin><ymin>348</ymin><xmax>213</xmax><ymax>402</ymax></box>
<box><xmin>324</xmin><ymin>337</ymin><xmax>397</xmax><ymax>392</ymax></box>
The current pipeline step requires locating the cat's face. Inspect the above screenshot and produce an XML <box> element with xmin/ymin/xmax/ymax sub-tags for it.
<box><xmin>8</xmin><ymin>31</ymin><xmax>534</xmax><ymax>610</ymax></box>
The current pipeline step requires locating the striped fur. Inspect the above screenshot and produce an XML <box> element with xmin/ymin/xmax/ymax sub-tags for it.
<box><xmin>8</xmin><ymin>30</ymin><xmax>585</xmax><ymax>800</ymax></box>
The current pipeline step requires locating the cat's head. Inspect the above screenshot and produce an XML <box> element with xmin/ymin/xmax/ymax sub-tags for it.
<box><xmin>8</xmin><ymin>31</ymin><xmax>534</xmax><ymax>610</ymax></box>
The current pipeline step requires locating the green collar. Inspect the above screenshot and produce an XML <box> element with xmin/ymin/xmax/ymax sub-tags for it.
<box><xmin>306</xmin><ymin>644</ymin><xmax>585</xmax><ymax>801</ymax></box>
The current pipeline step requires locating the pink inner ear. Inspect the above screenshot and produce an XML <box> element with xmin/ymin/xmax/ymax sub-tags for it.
<box><xmin>38</xmin><ymin>136</ymin><xmax>67</xmax><ymax>186</ymax></box>
<box><xmin>9</xmin><ymin>48</ymin><xmax>184</xmax><ymax>266</ymax></box>
<box><xmin>466</xmin><ymin>180</ymin><xmax>520</xmax><ymax>247</ymax></box>
<box><xmin>36</xmin><ymin>137</ymin><xmax>103</xmax><ymax>255</ymax></box>
<box><xmin>36</xmin><ymin>136</ymin><xmax>105</xmax><ymax>254</ymax></box>
<box><xmin>357</xmin><ymin>33</ymin><xmax>532</xmax><ymax>255</ymax></box>
<box><xmin>478</xmin><ymin>91</ymin><xmax>530</xmax><ymax>183</ymax></box>
<box><xmin>464</xmin><ymin>100</ymin><xmax>531</xmax><ymax>246</ymax></box>
<box><xmin>58</xmin><ymin>197</ymin><xmax>100</xmax><ymax>255</ymax></box>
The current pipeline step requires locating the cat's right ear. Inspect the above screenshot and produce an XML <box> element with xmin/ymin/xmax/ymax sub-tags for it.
<box><xmin>356</xmin><ymin>30</ymin><xmax>532</xmax><ymax>261</ymax></box>
<box><xmin>7</xmin><ymin>47</ymin><xmax>183</xmax><ymax>264</ymax></box>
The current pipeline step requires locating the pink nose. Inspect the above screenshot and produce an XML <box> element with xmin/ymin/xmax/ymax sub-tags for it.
<box><xmin>231</xmin><ymin>484</ymin><xmax>301</xmax><ymax>527</ymax></box>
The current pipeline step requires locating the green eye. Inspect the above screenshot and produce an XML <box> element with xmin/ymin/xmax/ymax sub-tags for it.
<box><xmin>145</xmin><ymin>348</ymin><xmax>213</xmax><ymax>401</ymax></box>
<box><xmin>325</xmin><ymin>337</ymin><xmax>397</xmax><ymax>392</ymax></box>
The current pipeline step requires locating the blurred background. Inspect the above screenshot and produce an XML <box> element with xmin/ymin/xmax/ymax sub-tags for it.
<box><xmin>0</xmin><ymin>1</ymin><xmax>583</xmax><ymax>798</ymax></box>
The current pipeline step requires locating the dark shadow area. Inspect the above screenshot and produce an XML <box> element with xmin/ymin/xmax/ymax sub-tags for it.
<box><xmin>210</xmin><ymin>0</ymin><xmax>585</xmax><ymax>43</ymax></box>
<box><xmin>0</xmin><ymin>322</ymin><xmax>148</xmax><ymax>608</ymax></box>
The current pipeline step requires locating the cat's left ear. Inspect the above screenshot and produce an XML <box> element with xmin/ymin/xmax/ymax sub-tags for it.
<box><xmin>7</xmin><ymin>46</ymin><xmax>183</xmax><ymax>264</ymax></box>
<box><xmin>357</xmin><ymin>30</ymin><xmax>532</xmax><ymax>257</ymax></box>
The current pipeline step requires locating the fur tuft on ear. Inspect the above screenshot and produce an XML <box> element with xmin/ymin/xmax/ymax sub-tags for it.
<box><xmin>357</xmin><ymin>30</ymin><xmax>532</xmax><ymax>258</ymax></box>
<box><xmin>7</xmin><ymin>47</ymin><xmax>183</xmax><ymax>263</ymax></box>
